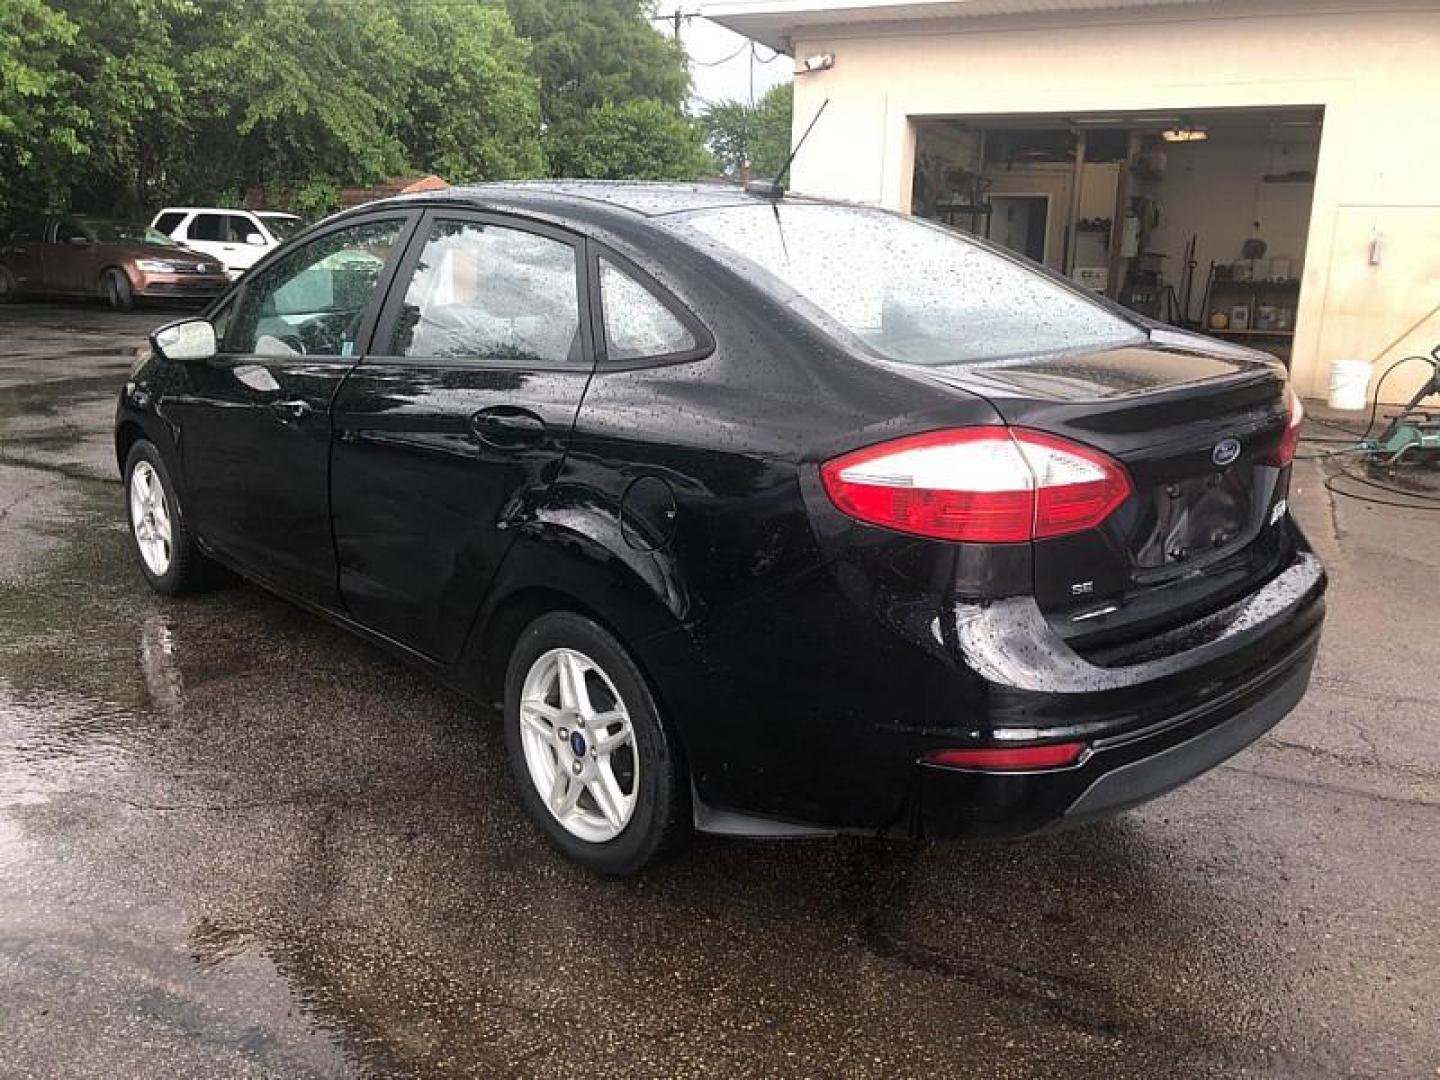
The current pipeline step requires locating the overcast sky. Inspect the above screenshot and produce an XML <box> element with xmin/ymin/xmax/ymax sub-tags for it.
<box><xmin>677</xmin><ymin>14</ymin><xmax>792</xmax><ymax>110</ymax></box>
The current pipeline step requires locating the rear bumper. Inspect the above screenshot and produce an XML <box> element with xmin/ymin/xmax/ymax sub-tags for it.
<box><xmin>679</xmin><ymin>518</ymin><xmax>1325</xmax><ymax>839</ymax></box>
<box><xmin>915</xmin><ymin>619</ymin><xmax>1318</xmax><ymax>838</ymax></box>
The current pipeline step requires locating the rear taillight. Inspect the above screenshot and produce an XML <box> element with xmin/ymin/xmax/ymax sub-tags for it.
<box><xmin>1263</xmin><ymin>388</ymin><xmax>1304</xmax><ymax>467</ymax></box>
<box><xmin>820</xmin><ymin>428</ymin><xmax>1132</xmax><ymax>543</ymax></box>
<box><xmin>922</xmin><ymin>742</ymin><xmax>1088</xmax><ymax>771</ymax></box>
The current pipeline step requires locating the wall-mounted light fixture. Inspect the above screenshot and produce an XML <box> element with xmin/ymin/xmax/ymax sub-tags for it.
<box><xmin>1161</xmin><ymin>127</ymin><xmax>1209</xmax><ymax>143</ymax></box>
<box><xmin>796</xmin><ymin>52</ymin><xmax>834</xmax><ymax>74</ymax></box>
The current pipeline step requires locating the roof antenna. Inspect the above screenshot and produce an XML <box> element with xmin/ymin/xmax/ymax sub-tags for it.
<box><xmin>746</xmin><ymin>98</ymin><xmax>829</xmax><ymax>199</ymax></box>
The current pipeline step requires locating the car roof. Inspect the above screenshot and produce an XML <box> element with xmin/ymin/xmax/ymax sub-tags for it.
<box><xmin>359</xmin><ymin>180</ymin><xmax>827</xmax><ymax>226</ymax></box>
<box><xmin>153</xmin><ymin>207</ymin><xmax>289</xmax><ymax>215</ymax></box>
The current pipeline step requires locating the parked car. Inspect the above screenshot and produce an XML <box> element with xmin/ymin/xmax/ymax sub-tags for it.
<box><xmin>0</xmin><ymin>215</ymin><xmax>229</xmax><ymax>309</ymax></box>
<box><xmin>114</xmin><ymin>182</ymin><xmax>1325</xmax><ymax>876</ymax></box>
<box><xmin>150</xmin><ymin>208</ymin><xmax>303</xmax><ymax>279</ymax></box>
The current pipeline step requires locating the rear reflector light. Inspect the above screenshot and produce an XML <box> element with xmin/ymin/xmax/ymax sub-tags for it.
<box><xmin>923</xmin><ymin>742</ymin><xmax>1088</xmax><ymax>771</ymax></box>
<box><xmin>1262</xmin><ymin>388</ymin><xmax>1304</xmax><ymax>467</ymax></box>
<box><xmin>820</xmin><ymin>428</ymin><xmax>1132</xmax><ymax>543</ymax></box>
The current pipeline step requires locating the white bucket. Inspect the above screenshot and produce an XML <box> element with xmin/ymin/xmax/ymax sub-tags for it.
<box><xmin>1327</xmin><ymin>359</ymin><xmax>1371</xmax><ymax>411</ymax></box>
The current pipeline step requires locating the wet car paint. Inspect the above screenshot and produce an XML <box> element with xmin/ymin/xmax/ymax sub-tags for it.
<box><xmin>117</xmin><ymin>185</ymin><xmax>1322</xmax><ymax>840</ymax></box>
<box><xmin>3</xmin><ymin>303</ymin><xmax>1440</xmax><ymax>1076</ymax></box>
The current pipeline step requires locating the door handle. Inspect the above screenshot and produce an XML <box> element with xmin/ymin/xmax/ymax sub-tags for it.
<box><xmin>270</xmin><ymin>399</ymin><xmax>313</xmax><ymax>424</ymax></box>
<box><xmin>469</xmin><ymin>406</ymin><xmax>545</xmax><ymax>449</ymax></box>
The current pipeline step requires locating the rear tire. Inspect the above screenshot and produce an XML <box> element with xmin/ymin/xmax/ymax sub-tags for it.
<box><xmin>102</xmin><ymin>268</ymin><xmax>133</xmax><ymax>311</ymax></box>
<box><xmin>503</xmin><ymin>611</ymin><xmax>690</xmax><ymax>877</ymax></box>
<box><xmin>124</xmin><ymin>439</ymin><xmax>211</xmax><ymax>595</ymax></box>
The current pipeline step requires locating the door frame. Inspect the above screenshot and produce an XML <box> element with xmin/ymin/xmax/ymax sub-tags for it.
<box><xmin>985</xmin><ymin>193</ymin><xmax>1052</xmax><ymax>264</ymax></box>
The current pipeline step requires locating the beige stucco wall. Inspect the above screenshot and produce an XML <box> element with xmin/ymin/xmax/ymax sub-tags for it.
<box><xmin>785</xmin><ymin>2</ymin><xmax>1440</xmax><ymax>403</ymax></box>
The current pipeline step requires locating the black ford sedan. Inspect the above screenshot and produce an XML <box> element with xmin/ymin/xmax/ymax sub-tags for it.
<box><xmin>115</xmin><ymin>182</ymin><xmax>1325</xmax><ymax>876</ymax></box>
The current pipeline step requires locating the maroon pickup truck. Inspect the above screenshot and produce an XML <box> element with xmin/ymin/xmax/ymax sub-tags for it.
<box><xmin>0</xmin><ymin>215</ymin><xmax>230</xmax><ymax>309</ymax></box>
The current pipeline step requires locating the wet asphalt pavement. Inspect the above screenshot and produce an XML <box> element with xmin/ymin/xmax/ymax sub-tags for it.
<box><xmin>0</xmin><ymin>301</ymin><xmax>1437</xmax><ymax>1079</ymax></box>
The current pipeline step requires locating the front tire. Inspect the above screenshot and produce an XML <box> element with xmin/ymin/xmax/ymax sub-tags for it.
<box><xmin>503</xmin><ymin>612</ymin><xmax>690</xmax><ymax>876</ymax></box>
<box><xmin>0</xmin><ymin>266</ymin><xmax>16</xmax><ymax>303</ymax></box>
<box><xmin>102</xmin><ymin>268</ymin><xmax>133</xmax><ymax>311</ymax></box>
<box><xmin>124</xmin><ymin>439</ymin><xmax>211</xmax><ymax>595</ymax></box>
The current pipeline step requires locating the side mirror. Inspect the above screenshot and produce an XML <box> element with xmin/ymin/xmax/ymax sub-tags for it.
<box><xmin>152</xmin><ymin>318</ymin><xmax>217</xmax><ymax>362</ymax></box>
<box><xmin>245</xmin><ymin>232</ymin><xmax>265</xmax><ymax>246</ymax></box>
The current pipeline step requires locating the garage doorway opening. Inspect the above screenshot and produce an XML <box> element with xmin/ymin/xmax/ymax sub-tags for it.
<box><xmin>987</xmin><ymin>195</ymin><xmax>1049</xmax><ymax>262</ymax></box>
<box><xmin>911</xmin><ymin>106</ymin><xmax>1324</xmax><ymax>364</ymax></box>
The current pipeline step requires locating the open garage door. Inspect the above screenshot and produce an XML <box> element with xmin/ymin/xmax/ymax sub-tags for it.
<box><xmin>911</xmin><ymin>107</ymin><xmax>1324</xmax><ymax>366</ymax></box>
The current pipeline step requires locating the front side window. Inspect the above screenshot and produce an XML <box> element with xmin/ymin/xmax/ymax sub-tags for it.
<box><xmin>225</xmin><ymin>218</ymin><xmax>404</xmax><ymax>357</ymax></box>
<box><xmin>599</xmin><ymin>258</ymin><xmax>696</xmax><ymax>361</ymax></box>
<box><xmin>674</xmin><ymin>203</ymin><xmax>1144</xmax><ymax>366</ymax></box>
<box><xmin>389</xmin><ymin>218</ymin><xmax>583</xmax><ymax>367</ymax></box>
<box><xmin>190</xmin><ymin>214</ymin><xmax>226</xmax><ymax>242</ymax></box>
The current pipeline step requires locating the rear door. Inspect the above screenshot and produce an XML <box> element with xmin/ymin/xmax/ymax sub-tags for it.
<box><xmin>329</xmin><ymin>211</ymin><xmax>595</xmax><ymax>661</ymax></box>
<box><xmin>173</xmin><ymin>213</ymin><xmax>416</xmax><ymax>604</ymax></box>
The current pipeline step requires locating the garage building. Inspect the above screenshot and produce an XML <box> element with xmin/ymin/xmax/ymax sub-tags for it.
<box><xmin>704</xmin><ymin>0</ymin><xmax>1440</xmax><ymax>405</ymax></box>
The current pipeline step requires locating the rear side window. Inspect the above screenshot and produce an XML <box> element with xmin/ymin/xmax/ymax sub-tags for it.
<box><xmin>228</xmin><ymin>214</ymin><xmax>259</xmax><ymax>242</ymax></box>
<box><xmin>8</xmin><ymin>220</ymin><xmax>43</xmax><ymax>242</ymax></box>
<box><xmin>598</xmin><ymin>258</ymin><xmax>696</xmax><ymax>361</ymax></box>
<box><xmin>154</xmin><ymin>212</ymin><xmax>185</xmax><ymax>236</ymax></box>
<box><xmin>388</xmin><ymin>218</ymin><xmax>584</xmax><ymax>367</ymax></box>
<box><xmin>676</xmin><ymin>203</ymin><xmax>1144</xmax><ymax>366</ymax></box>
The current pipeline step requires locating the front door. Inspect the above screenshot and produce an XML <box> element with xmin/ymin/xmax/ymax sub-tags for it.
<box><xmin>174</xmin><ymin>214</ymin><xmax>415</xmax><ymax>604</ymax></box>
<box><xmin>330</xmin><ymin>212</ymin><xmax>595</xmax><ymax>660</ymax></box>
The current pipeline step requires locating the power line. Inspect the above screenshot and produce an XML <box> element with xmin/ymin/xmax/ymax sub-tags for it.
<box><xmin>691</xmin><ymin>40</ymin><xmax>750</xmax><ymax>67</ymax></box>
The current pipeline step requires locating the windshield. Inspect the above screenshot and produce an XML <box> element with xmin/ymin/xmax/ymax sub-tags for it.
<box><xmin>81</xmin><ymin>220</ymin><xmax>177</xmax><ymax>247</ymax></box>
<box><xmin>258</xmin><ymin>213</ymin><xmax>302</xmax><ymax>239</ymax></box>
<box><xmin>673</xmin><ymin>203</ymin><xmax>1145</xmax><ymax>366</ymax></box>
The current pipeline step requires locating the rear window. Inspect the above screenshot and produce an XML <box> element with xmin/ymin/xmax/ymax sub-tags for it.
<box><xmin>153</xmin><ymin>211</ymin><xmax>185</xmax><ymax>236</ymax></box>
<box><xmin>673</xmin><ymin>203</ymin><xmax>1144</xmax><ymax>366</ymax></box>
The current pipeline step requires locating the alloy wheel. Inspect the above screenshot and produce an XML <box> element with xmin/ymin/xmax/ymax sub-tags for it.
<box><xmin>129</xmin><ymin>460</ymin><xmax>173</xmax><ymax>576</ymax></box>
<box><xmin>518</xmin><ymin>647</ymin><xmax>639</xmax><ymax>843</ymax></box>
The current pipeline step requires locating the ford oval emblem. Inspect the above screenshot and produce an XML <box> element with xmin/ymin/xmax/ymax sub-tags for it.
<box><xmin>1212</xmin><ymin>438</ymin><xmax>1242</xmax><ymax>467</ymax></box>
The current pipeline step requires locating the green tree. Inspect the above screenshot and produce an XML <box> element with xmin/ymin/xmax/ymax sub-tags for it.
<box><xmin>61</xmin><ymin>0</ymin><xmax>193</xmax><ymax>216</ymax></box>
<box><xmin>565</xmin><ymin>99</ymin><xmax>710</xmax><ymax>181</ymax></box>
<box><xmin>0</xmin><ymin>0</ymin><xmax>86</xmax><ymax>214</ymax></box>
<box><xmin>701</xmin><ymin>83</ymin><xmax>793</xmax><ymax>181</ymax></box>
<box><xmin>503</xmin><ymin>0</ymin><xmax>691</xmax><ymax>176</ymax></box>
<box><xmin>395</xmin><ymin>0</ymin><xmax>545</xmax><ymax>183</ymax></box>
<box><xmin>174</xmin><ymin>0</ymin><xmax>412</xmax><ymax>203</ymax></box>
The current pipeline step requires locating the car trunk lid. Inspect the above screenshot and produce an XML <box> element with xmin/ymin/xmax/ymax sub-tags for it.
<box><xmin>921</xmin><ymin>330</ymin><xmax>1296</xmax><ymax>653</ymax></box>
